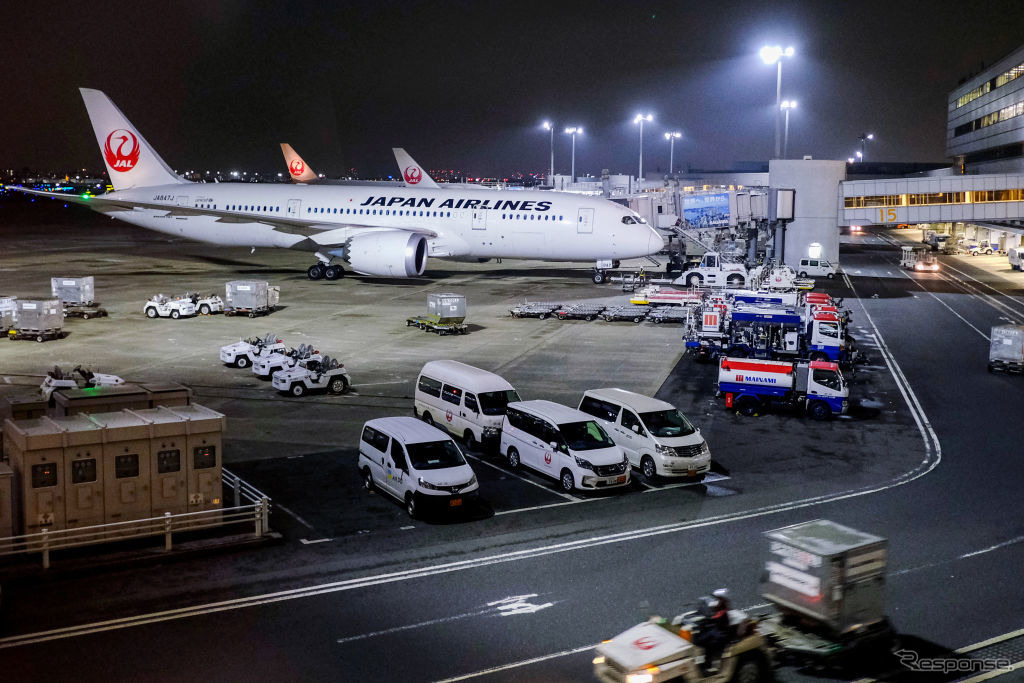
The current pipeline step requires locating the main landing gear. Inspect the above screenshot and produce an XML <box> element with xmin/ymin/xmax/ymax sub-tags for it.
<box><xmin>307</xmin><ymin>259</ymin><xmax>345</xmax><ymax>281</ymax></box>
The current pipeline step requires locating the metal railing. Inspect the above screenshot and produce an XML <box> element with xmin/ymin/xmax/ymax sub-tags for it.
<box><xmin>0</xmin><ymin>469</ymin><xmax>271</xmax><ymax>569</ymax></box>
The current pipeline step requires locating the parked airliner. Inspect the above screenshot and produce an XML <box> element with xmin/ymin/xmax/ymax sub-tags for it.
<box><xmin>13</xmin><ymin>89</ymin><xmax>663</xmax><ymax>281</ymax></box>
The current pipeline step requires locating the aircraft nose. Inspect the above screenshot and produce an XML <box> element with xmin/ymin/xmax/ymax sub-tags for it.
<box><xmin>646</xmin><ymin>227</ymin><xmax>667</xmax><ymax>255</ymax></box>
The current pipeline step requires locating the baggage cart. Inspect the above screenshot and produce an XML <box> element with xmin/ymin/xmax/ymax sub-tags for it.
<box><xmin>554</xmin><ymin>303</ymin><xmax>605</xmax><ymax>321</ymax></box>
<box><xmin>988</xmin><ymin>325</ymin><xmax>1024</xmax><ymax>373</ymax></box>
<box><xmin>647</xmin><ymin>306</ymin><xmax>691</xmax><ymax>324</ymax></box>
<box><xmin>9</xmin><ymin>299</ymin><xmax>65</xmax><ymax>342</ymax></box>
<box><xmin>407</xmin><ymin>293</ymin><xmax>469</xmax><ymax>334</ymax></box>
<box><xmin>50</xmin><ymin>276</ymin><xmax>96</xmax><ymax>305</ymax></box>
<box><xmin>224</xmin><ymin>280</ymin><xmax>279</xmax><ymax>317</ymax></box>
<box><xmin>63</xmin><ymin>303</ymin><xmax>108</xmax><ymax>319</ymax></box>
<box><xmin>602</xmin><ymin>304</ymin><xmax>651</xmax><ymax>323</ymax></box>
<box><xmin>509</xmin><ymin>302</ymin><xmax>561</xmax><ymax>319</ymax></box>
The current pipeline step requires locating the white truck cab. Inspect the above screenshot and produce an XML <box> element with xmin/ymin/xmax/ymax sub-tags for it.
<box><xmin>679</xmin><ymin>252</ymin><xmax>748</xmax><ymax>289</ymax></box>
<box><xmin>220</xmin><ymin>333</ymin><xmax>284</xmax><ymax>368</ymax></box>
<box><xmin>358</xmin><ymin>416</ymin><xmax>479</xmax><ymax>518</ymax></box>
<box><xmin>578</xmin><ymin>388</ymin><xmax>711</xmax><ymax>480</ymax></box>
<box><xmin>501</xmin><ymin>399</ymin><xmax>629</xmax><ymax>493</ymax></box>
<box><xmin>414</xmin><ymin>360</ymin><xmax>520</xmax><ymax>451</ymax></box>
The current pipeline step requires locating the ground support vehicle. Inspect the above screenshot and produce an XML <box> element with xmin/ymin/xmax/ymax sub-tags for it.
<box><xmin>144</xmin><ymin>294</ymin><xmax>196</xmax><ymax>319</ymax></box>
<box><xmin>224</xmin><ymin>280</ymin><xmax>279</xmax><ymax>317</ymax></box>
<box><xmin>509</xmin><ymin>302</ymin><xmax>562</xmax><ymax>319</ymax></box>
<box><xmin>9</xmin><ymin>299</ymin><xmax>64</xmax><ymax>342</ymax></box>
<box><xmin>648</xmin><ymin>306</ymin><xmax>692</xmax><ymax>324</ymax></box>
<box><xmin>602</xmin><ymin>305</ymin><xmax>651</xmax><ymax>323</ymax></box>
<box><xmin>717</xmin><ymin>357</ymin><xmax>848</xmax><ymax>420</ymax></box>
<box><xmin>408</xmin><ymin>292</ymin><xmax>469</xmax><ymax>334</ymax></box>
<box><xmin>629</xmin><ymin>285</ymin><xmax>703</xmax><ymax>307</ymax></box>
<box><xmin>555</xmin><ymin>303</ymin><xmax>606</xmax><ymax>321</ymax></box>
<box><xmin>988</xmin><ymin>325</ymin><xmax>1024</xmax><ymax>373</ymax></box>
<box><xmin>899</xmin><ymin>245</ymin><xmax>938</xmax><ymax>272</ymax></box>
<box><xmin>219</xmin><ymin>333</ymin><xmax>284</xmax><ymax>368</ymax></box>
<box><xmin>272</xmin><ymin>355</ymin><xmax>351</xmax><ymax>396</ymax></box>
<box><xmin>675</xmin><ymin>252</ymin><xmax>748</xmax><ymax>289</ymax></box>
<box><xmin>749</xmin><ymin>264</ymin><xmax>813</xmax><ymax>291</ymax></box>
<box><xmin>253</xmin><ymin>343</ymin><xmax>319</xmax><ymax>379</ymax></box>
<box><xmin>62</xmin><ymin>303</ymin><xmax>108</xmax><ymax>319</ymax></box>
<box><xmin>593</xmin><ymin>520</ymin><xmax>893</xmax><ymax>683</ymax></box>
<box><xmin>1008</xmin><ymin>247</ymin><xmax>1024</xmax><ymax>270</ymax></box>
<box><xmin>415</xmin><ymin>360</ymin><xmax>521</xmax><ymax>451</ymax></box>
<box><xmin>796</xmin><ymin>257</ymin><xmax>838</xmax><ymax>280</ymax></box>
<box><xmin>40</xmin><ymin>366</ymin><xmax>125</xmax><ymax>399</ymax></box>
<box><xmin>186</xmin><ymin>292</ymin><xmax>224</xmax><ymax>315</ymax></box>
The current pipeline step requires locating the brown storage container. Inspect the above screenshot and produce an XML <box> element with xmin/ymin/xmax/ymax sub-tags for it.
<box><xmin>4</xmin><ymin>417</ymin><xmax>67</xmax><ymax>534</ymax></box>
<box><xmin>167</xmin><ymin>405</ymin><xmax>225</xmax><ymax>514</ymax></box>
<box><xmin>48</xmin><ymin>415</ymin><xmax>105</xmax><ymax>530</ymax></box>
<box><xmin>140</xmin><ymin>383</ymin><xmax>193</xmax><ymax>408</ymax></box>
<box><xmin>0</xmin><ymin>463</ymin><xmax>13</xmax><ymax>544</ymax></box>
<box><xmin>86</xmin><ymin>411</ymin><xmax>154</xmax><ymax>532</ymax></box>
<box><xmin>52</xmin><ymin>384</ymin><xmax>150</xmax><ymax>417</ymax></box>
<box><xmin>126</xmin><ymin>407</ymin><xmax>190</xmax><ymax>517</ymax></box>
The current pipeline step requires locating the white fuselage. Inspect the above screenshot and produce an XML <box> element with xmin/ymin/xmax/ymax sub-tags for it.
<box><xmin>96</xmin><ymin>184</ymin><xmax>664</xmax><ymax>262</ymax></box>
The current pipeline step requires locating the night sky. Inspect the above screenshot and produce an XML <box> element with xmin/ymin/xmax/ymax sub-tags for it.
<box><xmin>5</xmin><ymin>0</ymin><xmax>1024</xmax><ymax>178</ymax></box>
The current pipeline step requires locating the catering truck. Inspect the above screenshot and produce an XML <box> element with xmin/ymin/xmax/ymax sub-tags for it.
<box><xmin>593</xmin><ymin>520</ymin><xmax>893</xmax><ymax>683</ymax></box>
<box><xmin>717</xmin><ymin>357</ymin><xmax>848</xmax><ymax>420</ymax></box>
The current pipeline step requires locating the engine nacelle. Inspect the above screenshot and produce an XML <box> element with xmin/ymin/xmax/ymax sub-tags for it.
<box><xmin>346</xmin><ymin>231</ymin><xmax>427</xmax><ymax>278</ymax></box>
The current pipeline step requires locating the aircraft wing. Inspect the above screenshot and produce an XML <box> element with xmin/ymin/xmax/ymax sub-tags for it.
<box><xmin>7</xmin><ymin>186</ymin><xmax>438</xmax><ymax>247</ymax></box>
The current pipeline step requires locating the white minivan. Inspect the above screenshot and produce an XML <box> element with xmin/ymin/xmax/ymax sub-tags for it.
<box><xmin>797</xmin><ymin>258</ymin><xmax>838</xmax><ymax>279</ymax></box>
<box><xmin>415</xmin><ymin>360</ymin><xmax>520</xmax><ymax>451</ymax></box>
<box><xmin>578</xmin><ymin>388</ymin><xmax>711</xmax><ymax>480</ymax></box>
<box><xmin>500</xmin><ymin>400</ymin><xmax>629</xmax><ymax>493</ymax></box>
<box><xmin>358</xmin><ymin>416</ymin><xmax>479</xmax><ymax>518</ymax></box>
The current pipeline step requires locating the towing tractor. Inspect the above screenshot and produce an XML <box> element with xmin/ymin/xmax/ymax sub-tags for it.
<box><xmin>144</xmin><ymin>294</ymin><xmax>196</xmax><ymax>319</ymax></box>
<box><xmin>717</xmin><ymin>357</ymin><xmax>848</xmax><ymax>420</ymax></box>
<box><xmin>253</xmin><ymin>343</ymin><xmax>320</xmax><ymax>379</ymax></box>
<box><xmin>219</xmin><ymin>333</ymin><xmax>284</xmax><ymax>368</ymax></box>
<box><xmin>272</xmin><ymin>355</ymin><xmax>351</xmax><ymax>396</ymax></box>
<box><xmin>40</xmin><ymin>365</ymin><xmax>125</xmax><ymax>400</ymax></box>
<box><xmin>593</xmin><ymin>520</ymin><xmax>894</xmax><ymax>683</ymax></box>
<box><xmin>186</xmin><ymin>291</ymin><xmax>224</xmax><ymax>315</ymax></box>
<box><xmin>676</xmin><ymin>252</ymin><xmax>748</xmax><ymax>289</ymax></box>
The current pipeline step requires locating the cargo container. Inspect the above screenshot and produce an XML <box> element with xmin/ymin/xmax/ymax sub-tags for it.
<box><xmin>224</xmin><ymin>280</ymin><xmax>279</xmax><ymax>317</ymax></box>
<box><xmin>988</xmin><ymin>324</ymin><xmax>1024</xmax><ymax>373</ymax></box>
<box><xmin>761</xmin><ymin>519</ymin><xmax>887</xmax><ymax>636</ymax></box>
<box><xmin>10</xmin><ymin>299</ymin><xmax>64</xmax><ymax>342</ymax></box>
<box><xmin>50</xmin><ymin>277</ymin><xmax>95</xmax><ymax>305</ymax></box>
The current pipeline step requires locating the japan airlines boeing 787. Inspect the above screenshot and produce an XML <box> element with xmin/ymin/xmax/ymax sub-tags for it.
<box><xmin>14</xmin><ymin>89</ymin><xmax>663</xmax><ymax>281</ymax></box>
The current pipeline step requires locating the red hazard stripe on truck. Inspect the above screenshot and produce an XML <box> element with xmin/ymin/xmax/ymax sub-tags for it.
<box><xmin>719</xmin><ymin>359</ymin><xmax>793</xmax><ymax>374</ymax></box>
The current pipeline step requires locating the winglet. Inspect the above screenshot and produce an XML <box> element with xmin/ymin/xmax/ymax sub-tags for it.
<box><xmin>280</xmin><ymin>144</ymin><xmax>319</xmax><ymax>182</ymax></box>
<box><xmin>79</xmin><ymin>88</ymin><xmax>186</xmax><ymax>191</ymax></box>
<box><xmin>393</xmin><ymin>148</ymin><xmax>440</xmax><ymax>189</ymax></box>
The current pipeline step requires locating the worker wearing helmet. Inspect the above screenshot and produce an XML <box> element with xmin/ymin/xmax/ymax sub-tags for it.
<box><xmin>703</xmin><ymin>588</ymin><xmax>732</xmax><ymax>673</ymax></box>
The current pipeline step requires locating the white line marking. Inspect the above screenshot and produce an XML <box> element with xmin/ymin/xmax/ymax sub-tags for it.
<box><xmin>337</xmin><ymin>606</ymin><xmax>492</xmax><ymax>645</ymax></box>
<box><xmin>433</xmin><ymin>644</ymin><xmax>596</xmax><ymax>682</ymax></box>
<box><xmin>956</xmin><ymin>660</ymin><xmax>1024</xmax><ymax>683</ymax></box>
<box><xmin>957</xmin><ymin>627</ymin><xmax>1024</xmax><ymax>653</ymax></box>
<box><xmin>886</xmin><ymin>264</ymin><xmax>991</xmax><ymax>340</ymax></box>
<box><xmin>0</xmin><ymin>281</ymin><xmax>940</xmax><ymax>650</ymax></box>
<box><xmin>299</xmin><ymin>538</ymin><xmax>331</xmax><ymax>545</ymax></box>
<box><xmin>959</xmin><ymin>535</ymin><xmax>1024</xmax><ymax>560</ymax></box>
<box><xmin>400</xmin><ymin>525</ymin><xmax>415</xmax><ymax>530</ymax></box>
<box><xmin>274</xmin><ymin>504</ymin><xmax>316</xmax><ymax>531</ymax></box>
<box><xmin>641</xmin><ymin>473</ymin><xmax>730</xmax><ymax>493</ymax></box>
<box><xmin>463</xmin><ymin>453</ymin><xmax>576</xmax><ymax>502</ymax></box>
<box><xmin>493</xmin><ymin>499</ymin><xmax>594</xmax><ymax>516</ymax></box>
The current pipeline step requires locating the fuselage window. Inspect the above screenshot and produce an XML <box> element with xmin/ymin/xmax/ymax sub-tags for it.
<box><xmin>447</xmin><ymin>211</ymin><xmax>451</xmax><ymax>217</ymax></box>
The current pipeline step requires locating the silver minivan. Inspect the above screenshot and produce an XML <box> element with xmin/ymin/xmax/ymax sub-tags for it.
<box><xmin>500</xmin><ymin>400</ymin><xmax>629</xmax><ymax>493</ymax></box>
<box><xmin>358</xmin><ymin>416</ymin><xmax>479</xmax><ymax>518</ymax></box>
<box><xmin>578</xmin><ymin>388</ymin><xmax>711</xmax><ymax>480</ymax></box>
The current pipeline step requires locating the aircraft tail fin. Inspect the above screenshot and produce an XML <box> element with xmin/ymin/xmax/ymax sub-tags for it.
<box><xmin>79</xmin><ymin>88</ymin><xmax>186</xmax><ymax>191</ymax></box>
<box><xmin>281</xmin><ymin>143</ymin><xmax>319</xmax><ymax>182</ymax></box>
<box><xmin>393</xmin><ymin>148</ymin><xmax>439</xmax><ymax>189</ymax></box>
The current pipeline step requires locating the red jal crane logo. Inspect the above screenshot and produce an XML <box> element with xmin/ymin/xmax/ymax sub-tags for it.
<box><xmin>632</xmin><ymin>636</ymin><xmax>657</xmax><ymax>650</ymax></box>
<box><xmin>289</xmin><ymin>159</ymin><xmax>305</xmax><ymax>176</ymax></box>
<box><xmin>404</xmin><ymin>165</ymin><xmax>423</xmax><ymax>184</ymax></box>
<box><xmin>103</xmin><ymin>130</ymin><xmax>140</xmax><ymax>172</ymax></box>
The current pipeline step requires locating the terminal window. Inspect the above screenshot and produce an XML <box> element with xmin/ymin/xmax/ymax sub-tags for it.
<box><xmin>71</xmin><ymin>459</ymin><xmax>97</xmax><ymax>484</ymax></box>
<box><xmin>31</xmin><ymin>463</ymin><xmax>58</xmax><ymax>488</ymax></box>
<box><xmin>157</xmin><ymin>449</ymin><xmax>181</xmax><ymax>474</ymax></box>
<box><xmin>194</xmin><ymin>446</ymin><xmax>217</xmax><ymax>470</ymax></box>
<box><xmin>115</xmin><ymin>454</ymin><xmax>140</xmax><ymax>479</ymax></box>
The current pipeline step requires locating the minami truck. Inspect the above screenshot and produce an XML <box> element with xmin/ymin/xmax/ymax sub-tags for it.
<box><xmin>717</xmin><ymin>357</ymin><xmax>848</xmax><ymax>420</ymax></box>
<box><xmin>593</xmin><ymin>520</ymin><xmax>894</xmax><ymax>683</ymax></box>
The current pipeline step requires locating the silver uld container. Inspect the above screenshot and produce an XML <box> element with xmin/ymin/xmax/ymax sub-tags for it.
<box><xmin>16</xmin><ymin>299</ymin><xmax>64</xmax><ymax>332</ymax></box>
<box><xmin>761</xmin><ymin>519</ymin><xmax>887</xmax><ymax>635</ymax></box>
<box><xmin>225</xmin><ymin>280</ymin><xmax>270</xmax><ymax>309</ymax></box>
<box><xmin>427</xmin><ymin>293</ymin><xmax>466</xmax><ymax>324</ymax></box>
<box><xmin>0</xmin><ymin>296</ymin><xmax>16</xmax><ymax>328</ymax></box>
<box><xmin>989</xmin><ymin>325</ymin><xmax>1024</xmax><ymax>363</ymax></box>
<box><xmin>50</xmin><ymin>276</ymin><xmax>95</xmax><ymax>305</ymax></box>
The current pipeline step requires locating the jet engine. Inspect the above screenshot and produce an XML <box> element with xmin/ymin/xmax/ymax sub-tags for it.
<box><xmin>346</xmin><ymin>230</ymin><xmax>428</xmax><ymax>277</ymax></box>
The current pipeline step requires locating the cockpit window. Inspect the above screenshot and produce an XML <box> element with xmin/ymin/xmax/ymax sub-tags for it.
<box><xmin>621</xmin><ymin>216</ymin><xmax>636</xmax><ymax>224</ymax></box>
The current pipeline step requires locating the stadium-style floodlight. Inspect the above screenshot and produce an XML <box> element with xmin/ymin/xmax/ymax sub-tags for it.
<box><xmin>859</xmin><ymin>132</ymin><xmax>875</xmax><ymax>161</ymax></box>
<box><xmin>664</xmin><ymin>131</ymin><xmax>682</xmax><ymax>174</ymax></box>
<box><xmin>761</xmin><ymin>45</ymin><xmax>795</xmax><ymax>158</ymax></box>
<box><xmin>634</xmin><ymin>113</ymin><xmax>653</xmax><ymax>179</ymax></box>
<box><xmin>541</xmin><ymin>121</ymin><xmax>554</xmax><ymax>180</ymax></box>
<box><xmin>564</xmin><ymin>126</ymin><xmax>582</xmax><ymax>181</ymax></box>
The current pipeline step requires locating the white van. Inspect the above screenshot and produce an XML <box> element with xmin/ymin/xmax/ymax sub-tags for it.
<box><xmin>1008</xmin><ymin>247</ymin><xmax>1024</xmax><ymax>271</ymax></box>
<box><xmin>415</xmin><ymin>360</ymin><xmax>520</xmax><ymax>451</ymax></box>
<box><xmin>578</xmin><ymin>388</ymin><xmax>711</xmax><ymax>480</ymax></box>
<box><xmin>358</xmin><ymin>416</ymin><xmax>479</xmax><ymax>518</ymax></box>
<box><xmin>797</xmin><ymin>258</ymin><xmax>838</xmax><ymax>279</ymax></box>
<box><xmin>500</xmin><ymin>400</ymin><xmax>629</xmax><ymax>493</ymax></box>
